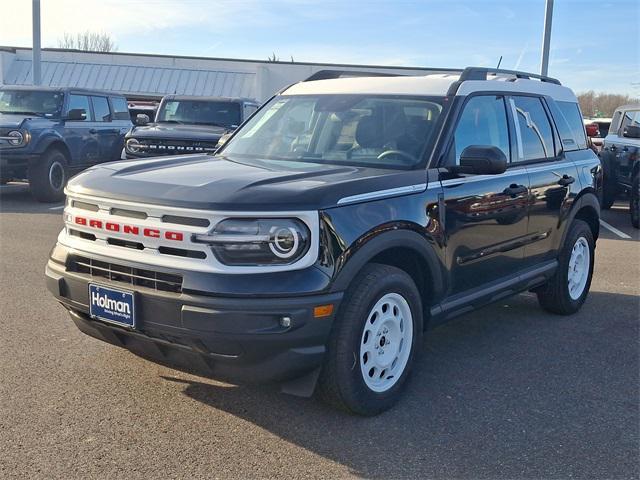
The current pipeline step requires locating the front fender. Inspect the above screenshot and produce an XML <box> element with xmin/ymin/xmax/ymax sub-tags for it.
<box><xmin>328</xmin><ymin>227</ymin><xmax>446</xmax><ymax>301</ymax></box>
<box><xmin>31</xmin><ymin>130</ymin><xmax>66</xmax><ymax>155</ymax></box>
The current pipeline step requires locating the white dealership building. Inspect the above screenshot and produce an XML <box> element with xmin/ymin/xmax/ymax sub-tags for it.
<box><xmin>0</xmin><ymin>46</ymin><xmax>455</xmax><ymax>102</ymax></box>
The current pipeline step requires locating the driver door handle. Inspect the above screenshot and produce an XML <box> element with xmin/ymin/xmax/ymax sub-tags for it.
<box><xmin>503</xmin><ymin>184</ymin><xmax>528</xmax><ymax>196</ymax></box>
<box><xmin>89</xmin><ymin>128</ymin><xmax>98</xmax><ymax>134</ymax></box>
<box><xmin>558</xmin><ymin>175</ymin><xmax>575</xmax><ymax>187</ymax></box>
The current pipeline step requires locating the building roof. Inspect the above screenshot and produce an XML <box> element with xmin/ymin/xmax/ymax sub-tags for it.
<box><xmin>3</xmin><ymin>57</ymin><xmax>256</xmax><ymax>99</ymax></box>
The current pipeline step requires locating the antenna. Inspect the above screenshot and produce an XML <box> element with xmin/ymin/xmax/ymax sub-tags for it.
<box><xmin>496</xmin><ymin>56</ymin><xmax>503</xmax><ymax>69</ymax></box>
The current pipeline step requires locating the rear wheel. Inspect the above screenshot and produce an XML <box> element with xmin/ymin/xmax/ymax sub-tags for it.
<box><xmin>630</xmin><ymin>173</ymin><xmax>639</xmax><ymax>229</ymax></box>
<box><xmin>536</xmin><ymin>220</ymin><xmax>595</xmax><ymax>315</ymax></box>
<box><xmin>28</xmin><ymin>148</ymin><xmax>68</xmax><ymax>203</ymax></box>
<box><xmin>317</xmin><ymin>263</ymin><xmax>423</xmax><ymax>416</ymax></box>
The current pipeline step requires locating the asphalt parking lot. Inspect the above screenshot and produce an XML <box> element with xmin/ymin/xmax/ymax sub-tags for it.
<box><xmin>1</xmin><ymin>182</ymin><xmax>638</xmax><ymax>480</ymax></box>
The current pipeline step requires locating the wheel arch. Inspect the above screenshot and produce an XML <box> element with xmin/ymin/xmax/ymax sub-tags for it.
<box><xmin>330</xmin><ymin>228</ymin><xmax>446</xmax><ymax>323</ymax></box>
<box><xmin>563</xmin><ymin>191</ymin><xmax>600</xmax><ymax>244</ymax></box>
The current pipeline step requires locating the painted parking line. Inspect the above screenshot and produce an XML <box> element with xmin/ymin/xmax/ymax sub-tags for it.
<box><xmin>49</xmin><ymin>205</ymin><xmax>65</xmax><ymax>211</ymax></box>
<box><xmin>600</xmin><ymin>219</ymin><xmax>632</xmax><ymax>239</ymax></box>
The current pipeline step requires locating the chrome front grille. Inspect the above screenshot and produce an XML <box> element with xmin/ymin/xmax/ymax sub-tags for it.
<box><xmin>60</xmin><ymin>192</ymin><xmax>319</xmax><ymax>274</ymax></box>
<box><xmin>67</xmin><ymin>255</ymin><xmax>183</xmax><ymax>293</ymax></box>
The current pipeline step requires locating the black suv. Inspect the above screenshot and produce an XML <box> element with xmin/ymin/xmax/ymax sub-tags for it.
<box><xmin>0</xmin><ymin>86</ymin><xmax>132</xmax><ymax>202</ymax></box>
<box><xmin>600</xmin><ymin>104</ymin><xmax>640</xmax><ymax>228</ymax></box>
<box><xmin>122</xmin><ymin>95</ymin><xmax>259</xmax><ymax>159</ymax></box>
<box><xmin>46</xmin><ymin>68</ymin><xmax>602</xmax><ymax>415</ymax></box>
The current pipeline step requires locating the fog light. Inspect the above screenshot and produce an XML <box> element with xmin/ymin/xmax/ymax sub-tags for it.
<box><xmin>280</xmin><ymin>316</ymin><xmax>291</xmax><ymax>328</ymax></box>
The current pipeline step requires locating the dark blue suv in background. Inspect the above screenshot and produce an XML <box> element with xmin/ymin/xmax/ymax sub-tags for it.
<box><xmin>0</xmin><ymin>86</ymin><xmax>132</xmax><ymax>202</ymax></box>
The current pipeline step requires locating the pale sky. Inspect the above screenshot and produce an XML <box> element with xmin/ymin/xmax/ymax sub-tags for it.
<box><xmin>1</xmin><ymin>0</ymin><xmax>638</xmax><ymax>95</ymax></box>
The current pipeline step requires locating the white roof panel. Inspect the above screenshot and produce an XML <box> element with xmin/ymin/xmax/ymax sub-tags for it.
<box><xmin>283</xmin><ymin>73</ymin><xmax>578</xmax><ymax>103</ymax></box>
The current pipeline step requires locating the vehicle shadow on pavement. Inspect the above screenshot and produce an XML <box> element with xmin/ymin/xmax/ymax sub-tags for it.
<box><xmin>0</xmin><ymin>183</ymin><xmax>64</xmax><ymax>214</ymax></box>
<box><xmin>161</xmin><ymin>290</ymin><xmax>639</xmax><ymax>479</ymax></box>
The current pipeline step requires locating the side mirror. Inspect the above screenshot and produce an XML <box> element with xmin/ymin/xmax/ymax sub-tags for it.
<box><xmin>216</xmin><ymin>132</ymin><xmax>232</xmax><ymax>148</ymax></box>
<box><xmin>135</xmin><ymin>114</ymin><xmax>150</xmax><ymax>126</ymax></box>
<box><xmin>65</xmin><ymin>108</ymin><xmax>86</xmax><ymax>121</ymax></box>
<box><xmin>458</xmin><ymin>145</ymin><xmax>508</xmax><ymax>175</ymax></box>
<box><xmin>623</xmin><ymin>125</ymin><xmax>640</xmax><ymax>139</ymax></box>
<box><xmin>585</xmin><ymin>123</ymin><xmax>600</xmax><ymax>137</ymax></box>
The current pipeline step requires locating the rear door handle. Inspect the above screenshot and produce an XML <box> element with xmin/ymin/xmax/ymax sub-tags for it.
<box><xmin>89</xmin><ymin>128</ymin><xmax>98</xmax><ymax>134</ymax></box>
<box><xmin>503</xmin><ymin>184</ymin><xmax>528</xmax><ymax>196</ymax></box>
<box><xmin>558</xmin><ymin>175</ymin><xmax>575</xmax><ymax>186</ymax></box>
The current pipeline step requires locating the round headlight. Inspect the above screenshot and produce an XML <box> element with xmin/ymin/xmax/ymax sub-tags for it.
<box><xmin>125</xmin><ymin>138</ymin><xmax>141</xmax><ymax>153</ymax></box>
<box><xmin>7</xmin><ymin>130</ymin><xmax>24</xmax><ymax>146</ymax></box>
<box><xmin>269</xmin><ymin>226</ymin><xmax>299</xmax><ymax>259</ymax></box>
<box><xmin>195</xmin><ymin>218</ymin><xmax>311</xmax><ymax>266</ymax></box>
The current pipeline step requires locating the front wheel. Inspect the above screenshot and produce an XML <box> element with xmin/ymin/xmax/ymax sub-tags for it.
<box><xmin>536</xmin><ymin>220</ymin><xmax>595</xmax><ymax>315</ymax></box>
<box><xmin>630</xmin><ymin>173</ymin><xmax>639</xmax><ymax>229</ymax></box>
<box><xmin>317</xmin><ymin>264</ymin><xmax>423</xmax><ymax>416</ymax></box>
<box><xmin>28</xmin><ymin>148</ymin><xmax>68</xmax><ymax>203</ymax></box>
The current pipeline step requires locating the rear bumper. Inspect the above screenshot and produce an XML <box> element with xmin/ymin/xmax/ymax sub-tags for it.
<box><xmin>45</xmin><ymin>251</ymin><xmax>342</xmax><ymax>385</ymax></box>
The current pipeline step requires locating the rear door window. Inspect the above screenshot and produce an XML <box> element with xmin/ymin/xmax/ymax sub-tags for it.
<box><xmin>67</xmin><ymin>94</ymin><xmax>93</xmax><ymax>121</ymax></box>
<box><xmin>448</xmin><ymin>95</ymin><xmax>511</xmax><ymax>165</ymax></box>
<box><xmin>91</xmin><ymin>96</ymin><xmax>111</xmax><ymax>122</ymax></box>
<box><xmin>510</xmin><ymin>96</ymin><xmax>555</xmax><ymax>162</ymax></box>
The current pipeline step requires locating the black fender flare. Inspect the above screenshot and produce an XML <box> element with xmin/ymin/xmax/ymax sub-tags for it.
<box><xmin>32</xmin><ymin>133</ymin><xmax>68</xmax><ymax>157</ymax></box>
<box><xmin>560</xmin><ymin>191</ymin><xmax>601</xmax><ymax>246</ymax></box>
<box><xmin>330</xmin><ymin>228</ymin><xmax>446</xmax><ymax>302</ymax></box>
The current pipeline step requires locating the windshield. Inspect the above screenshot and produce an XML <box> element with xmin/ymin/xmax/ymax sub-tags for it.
<box><xmin>221</xmin><ymin>94</ymin><xmax>444</xmax><ymax>169</ymax></box>
<box><xmin>0</xmin><ymin>89</ymin><xmax>64</xmax><ymax>117</ymax></box>
<box><xmin>156</xmin><ymin>100</ymin><xmax>241</xmax><ymax>127</ymax></box>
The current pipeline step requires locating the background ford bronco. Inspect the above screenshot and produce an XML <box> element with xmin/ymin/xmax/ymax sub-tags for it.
<box><xmin>0</xmin><ymin>86</ymin><xmax>132</xmax><ymax>202</ymax></box>
<box><xmin>123</xmin><ymin>95</ymin><xmax>259</xmax><ymax>159</ymax></box>
<box><xmin>599</xmin><ymin>103</ymin><xmax>640</xmax><ymax>228</ymax></box>
<box><xmin>46</xmin><ymin>67</ymin><xmax>602</xmax><ymax>415</ymax></box>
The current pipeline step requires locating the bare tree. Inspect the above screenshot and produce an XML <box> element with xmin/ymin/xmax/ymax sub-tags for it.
<box><xmin>578</xmin><ymin>91</ymin><xmax>639</xmax><ymax>118</ymax></box>
<box><xmin>57</xmin><ymin>32</ymin><xmax>117</xmax><ymax>52</ymax></box>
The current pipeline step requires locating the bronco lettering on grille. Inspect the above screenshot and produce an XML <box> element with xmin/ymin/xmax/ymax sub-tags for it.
<box><xmin>73</xmin><ymin>216</ymin><xmax>184</xmax><ymax>242</ymax></box>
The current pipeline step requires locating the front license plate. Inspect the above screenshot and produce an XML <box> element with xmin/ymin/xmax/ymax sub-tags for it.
<box><xmin>89</xmin><ymin>284</ymin><xmax>135</xmax><ymax>328</ymax></box>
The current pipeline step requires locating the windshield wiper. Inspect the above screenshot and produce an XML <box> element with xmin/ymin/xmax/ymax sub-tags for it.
<box><xmin>159</xmin><ymin>119</ymin><xmax>182</xmax><ymax>124</ymax></box>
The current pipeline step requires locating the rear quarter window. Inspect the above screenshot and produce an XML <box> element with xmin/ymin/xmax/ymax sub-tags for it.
<box><xmin>110</xmin><ymin>96</ymin><xmax>130</xmax><ymax>120</ymax></box>
<box><xmin>551</xmin><ymin>101</ymin><xmax>587</xmax><ymax>151</ymax></box>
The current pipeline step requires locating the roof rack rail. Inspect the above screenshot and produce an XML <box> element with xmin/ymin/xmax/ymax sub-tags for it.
<box><xmin>458</xmin><ymin>67</ymin><xmax>561</xmax><ymax>85</ymax></box>
<box><xmin>304</xmin><ymin>69</ymin><xmax>406</xmax><ymax>82</ymax></box>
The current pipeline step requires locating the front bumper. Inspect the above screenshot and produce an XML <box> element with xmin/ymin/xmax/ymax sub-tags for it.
<box><xmin>46</xmin><ymin>247</ymin><xmax>342</xmax><ymax>386</ymax></box>
<box><xmin>0</xmin><ymin>149</ymin><xmax>37</xmax><ymax>175</ymax></box>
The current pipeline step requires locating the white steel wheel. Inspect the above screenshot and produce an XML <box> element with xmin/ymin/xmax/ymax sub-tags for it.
<box><xmin>359</xmin><ymin>292</ymin><xmax>414</xmax><ymax>393</ymax></box>
<box><xmin>567</xmin><ymin>236</ymin><xmax>590</xmax><ymax>300</ymax></box>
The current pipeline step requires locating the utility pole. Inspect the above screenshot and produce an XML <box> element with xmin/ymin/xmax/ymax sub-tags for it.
<box><xmin>32</xmin><ymin>0</ymin><xmax>42</xmax><ymax>85</ymax></box>
<box><xmin>540</xmin><ymin>0</ymin><xmax>554</xmax><ymax>77</ymax></box>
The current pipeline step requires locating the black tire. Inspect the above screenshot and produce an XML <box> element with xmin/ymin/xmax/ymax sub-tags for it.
<box><xmin>317</xmin><ymin>263</ymin><xmax>423</xmax><ymax>416</ymax></box>
<box><xmin>28</xmin><ymin>148</ymin><xmax>68</xmax><ymax>203</ymax></box>
<box><xmin>536</xmin><ymin>220</ymin><xmax>595</xmax><ymax>315</ymax></box>
<box><xmin>630</xmin><ymin>173</ymin><xmax>639</xmax><ymax>229</ymax></box>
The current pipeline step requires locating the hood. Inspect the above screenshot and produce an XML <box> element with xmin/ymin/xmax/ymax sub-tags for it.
<box><xmin>129</xmin><ymin>122</ymin><xmax>229</xmax><ymax>142</ymax></box>
<box><xmin>67</xmin><ymin>154</ymin><xmax>422</xmax><ymax>211</ymax></box>
<box><xmin>0</xmin><ymin>113</ymin><xmax>31</xmax><ymax>129</ymax></box>
<box><xmin>0</xmin><ymin>113</ymin><xmax>56</xmax><ymax>129</ymax></box>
